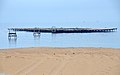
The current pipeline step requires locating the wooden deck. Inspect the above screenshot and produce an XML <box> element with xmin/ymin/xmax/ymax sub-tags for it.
<box><xmin>8</xmin><ymin>27</ymin><xmax>117</xmax><ymax>33</ymax></box>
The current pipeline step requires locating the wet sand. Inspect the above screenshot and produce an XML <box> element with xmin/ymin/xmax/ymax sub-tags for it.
<box><xmin>0</xmin><ymin>47</ymin><xmax>120</xmax><ymax>75</ymax></box>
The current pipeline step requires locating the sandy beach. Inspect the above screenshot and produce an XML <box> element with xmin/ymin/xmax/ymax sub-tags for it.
<box><xmin>0</xmin><ymin>47</ymin><xmax>120</xmax><ymax>75</ymax></box>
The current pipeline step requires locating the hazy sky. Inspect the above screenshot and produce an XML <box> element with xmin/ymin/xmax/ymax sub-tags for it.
<box><xmin>0</xmin><ymin>0</ymin><xmax>120</xmax><ymax>25</ymax></box>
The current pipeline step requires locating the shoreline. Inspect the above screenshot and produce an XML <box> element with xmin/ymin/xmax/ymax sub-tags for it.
<box><xmin>0</xmin><ymin>46</ymin><xmax>120</xmax><ymax>50</ymax></box>
<box><xmin>0</xmin><ymin>47</ymin><xmax>120</xmax><ymax>75</ymax></box>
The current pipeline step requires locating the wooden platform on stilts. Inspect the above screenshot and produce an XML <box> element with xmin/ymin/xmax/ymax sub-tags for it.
<box><xmin>8</xmin><ymin>27</ymin><xmax>117</xmax><ymax>33</ymax></box>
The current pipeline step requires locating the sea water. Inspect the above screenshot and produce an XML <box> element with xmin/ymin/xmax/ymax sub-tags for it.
<box><xmin>0</xmin><ymin>23</ymin><xmax>120</xmax><ymax>49</ymax></box>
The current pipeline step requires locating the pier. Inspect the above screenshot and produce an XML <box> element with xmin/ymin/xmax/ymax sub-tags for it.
<box><xmin>8</xmin><ymin>27</ymin><xmax>117</xmax><ymax>33</ymax></box>
<box><xmin>8</xmin><ymin>27</ymin><xmax>117</xmax><ymax>38</ymax></box>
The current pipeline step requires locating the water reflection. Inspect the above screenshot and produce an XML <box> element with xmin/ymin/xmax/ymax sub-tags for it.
<box><xmin>51</xmin><ymin>33</ymin><xmax>56</xmax><ymax>40</ymax></box>
<box><xmin>34</xmin><ymin>35</ymin><xmax>40</xmax><ymax>40</ymax></box>
<box><xmin>34</xmin><ymin>34</ymin><xmax>41</xmax><ymax>46</ymax></box>
<box><xmin>8</xmin><ymin>37</ymin><xmax>17</xmax><ymax>47</ymax></box>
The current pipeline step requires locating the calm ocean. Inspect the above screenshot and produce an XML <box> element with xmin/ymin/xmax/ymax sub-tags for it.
<box><xmin>0</xmin><ymin>23</ymin><xmax>120</xmax><ymax>49</ymax></box>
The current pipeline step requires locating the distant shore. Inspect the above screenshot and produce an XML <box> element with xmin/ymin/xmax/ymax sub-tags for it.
<box><xmin>0</xmin><ymin>47</ymin><xmax>120</xmax><ymax>75</ymax></box>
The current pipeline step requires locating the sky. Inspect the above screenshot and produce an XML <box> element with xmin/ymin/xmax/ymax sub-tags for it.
<box><xmin>0</xmin><ymin>0</ymin><xmax>120</xmax><ymax>26</ymax></box>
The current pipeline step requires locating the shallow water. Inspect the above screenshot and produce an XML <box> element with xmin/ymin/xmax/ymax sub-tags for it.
<box><xmin>0</xmin><ymin>24</ymin><xmax>120</xmax><ymax>49</ymax></box>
